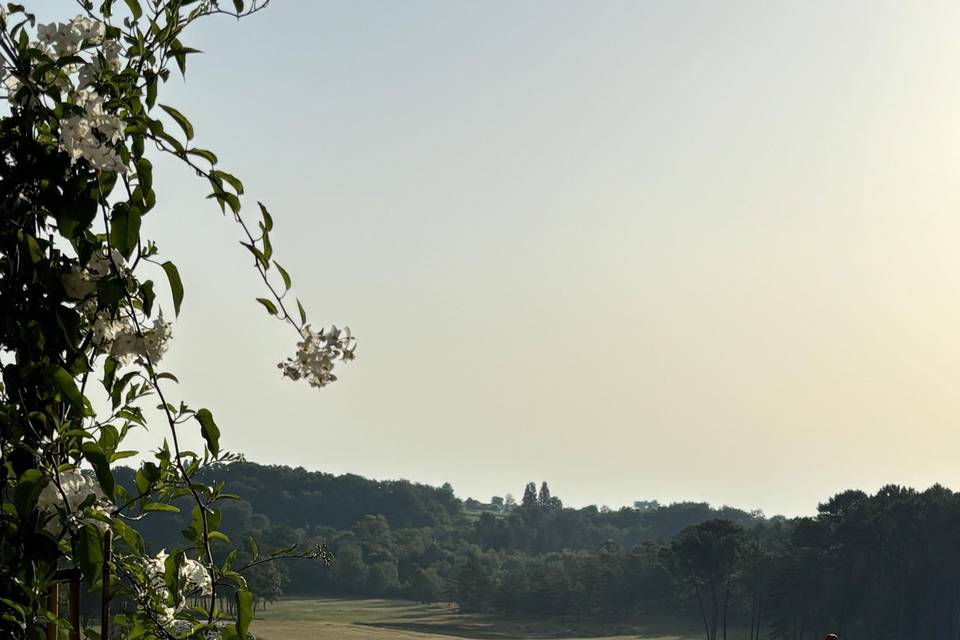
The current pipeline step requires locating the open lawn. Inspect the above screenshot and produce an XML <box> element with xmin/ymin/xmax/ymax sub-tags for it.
<box><xmin>251</xmin><ymin>597</ymin><xmax>699</xmax><ymax>640</ymax></box>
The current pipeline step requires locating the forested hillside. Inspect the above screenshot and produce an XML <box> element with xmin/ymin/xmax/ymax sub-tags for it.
<box><xmin>120</xmin><ymin>463</ymin><xmax>960</xmax><ymax>640</ymax></box>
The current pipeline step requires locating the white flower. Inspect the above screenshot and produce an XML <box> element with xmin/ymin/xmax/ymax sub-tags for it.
<box><xmin>59</xmin><ymin>115</ymin><xmax>91</xmax><ymax>163</ymax></box>
<box><xmin>144</xmin><ymin>549</ymin><xmax>169</xmax><ymax>594</ymax></box>
<box><xmin>59</xmin><ymin>90</ymin><xmax>127</xmax><ymax>173</ymax></box>
<box><xmin>36</xmin><ymin>468</ymin><xmax>111</xmax><ymax>535</ymax></box>
<box><xmin>71</xmin><ymin>16</ymin><xmax>105</xmax><ymax>44</ymax></box>
<box><xmin>37</xmin><ymin>469</ymin><xmax>104</xmax><ymax>512</ymax></box>
<box><xmin>36</xmin><ymin>17</ymin><xmax>105</xmax><ymax>59</ymax></box>
<box><xmin>171</xmin><ymin>620</ymin><xmax>236</xmax><ymax>639</ymax></box>
<box><xmin>92</xmin><ymin>311</ymin><xmax>131</xmax><ymax>348</ymax></box>
<box><xmin>36</xmin><ymin>22</ymin><xmax>79</xmax><ymax>57</ymax></box>
<box><xmin>62</xmin><ymin>249</ymin><xmax>124</xmax><ymax>300</ymax></box>
<box><xmin>61</xmin><ymin>266</ymin><xmax>97</xmax><ymax>299</ymax></box>
<box><xmin>140</xmin><ymin>314</ymin><xmax>172</xmax><ymax>362</ymax></box>
<box><xmin>85</xmin><ymin>248</ymin><xmax>125</xmax><ymax>278</ymax></box>
<box><xmin>100</xmin><ymin>313</ymin><xmax>172</xmax><ymax>365</ymax></box>
<box><xmin>179</xmin><ymin>557</ymin><xmax>212</xmax><ymax>596</ymax></box>
<box><xmin>138</xmin><ymin>552</ymin><xmax>212</xmax><ymax>627</ymax></box>
<box><xmin>278</xmin><ymin>324</ymin><xmax>356</xmax><ymax>388</ymax></box>
<box><xmin>157</xmin><ymin>605</ymin><xmax>177</xmax><ymax>627</ymax></box>
<box><xmin>3</xmin><ymin>74</ymin><xmax>33</xmax><ymax>105</ymax></box>
<box><xmin>139</xmin><ymin>549</ymin><xmax>180</xmax><ymax>625</ymax></box>
<box><xmin>37</xmin><ymin>23</ymin><xmax>59</xmax><ymax>49</ymax></box>
<box><xmin>109</xmin><ymin>331</ymin><xmax>140</xmax><ymax>363</ymax></box>
<box><xmin>78</xmin><ymin>40</ymin><xmax>122</xmax><ymax>89</ymax></box>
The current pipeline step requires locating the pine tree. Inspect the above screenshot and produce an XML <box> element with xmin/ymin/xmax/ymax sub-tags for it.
<box><xmin>538</xmin><ymin>481</ymin><xmax>552</xmax><ymax>508</ymax></box>
<box><xmin>521</xmin><ymin>482</ymin><xmax>538</xmax><ymax>508</ymax></box>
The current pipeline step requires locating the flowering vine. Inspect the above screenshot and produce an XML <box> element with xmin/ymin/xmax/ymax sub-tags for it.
<box><xmin>0</xmin><ymin>1</ymin><xmax>352</xmax><ymax>638</ymax></box>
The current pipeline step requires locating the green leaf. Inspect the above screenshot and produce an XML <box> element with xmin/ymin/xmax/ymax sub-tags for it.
<box><xmin>261</xmin><ymin>229</ymin><xmax>272</xmax><ymax>263</ymax></box>
<box><xmin>194</xmin><ymin>408</ymin><xmax>220</xmax><ymax>457</ymax></box>
<box><xmin>140</xmin><ymin>279</ymin><xmax>155</xmax><ymax>317</ymax></box>
<box><xmin>110</xmin><ymin>204</ymin><xmax>141</xmax><ymax>259</ymax></box>
<box><xmin>76</xmin><ymin>524</ymin><xmax>105</xmax><ymax>586</ymax></box>
<box><xmin>235</xmin><ymin>589</ymin><xmax>253</xmax><ymax>638</ymax></box>
<box><xmin>297</xmin><ymin>299</ymin><xmax>307</xmax><ymax>325</ymax></box>
<box><xmin>158</xmin><ymin>130</ymin><xmax>185</xmax><ymax>154</ymax></box>
<box><xmin>18</xmin><ymin>231</ymin><xmax>42</xmax><ymax>263</ymax></box>
<box><xmin>210</xmin><ymin>190</ymin><xmax>241</xmax><ymax>214</ymax></box>
<box><xmin>276</xmin><ymin>263</ymin><xmax>292</xmax><ymax>290</ymax></box>
<box><xmin>249</xmin><ymin>536</ymin><xmax>259</xmax><ymax>560</ymax></box>
<box><xmin>256</xmin><ymin>298</ymin><xmax>278</xmax><ymax>316</ymax></box>
<box><xmin>142</xmin><ymin>461</ymin><xmax>161</xmax><ymax>482</ymax></box>
<box><xmin>187</xmin><ymin>147</ymin><xmax>218</xmax><ymax>165</ymax></box>
<box><xmin>159</xmin><ymin>104</ymin><xmax>194</xmax><ymax>140</ymax></box>
<box><xmin>233</xmin><ymin>0</ymin><xmax>245</xmax><ymax>13</ymax></box>
<box><xmin>82</xmin><ymin>443</ymin><xmax>115</xmax><ymax>498</ymax></box>
<box><xmin>182</xmin><ymin>506</ymin><xmax>202</xmax><ymax>543</ymax></box>
<box><xmin>143</xmin><ymin>503</ymin><xmax>180</xmax><ymax>513</ymax></box>
<box><xmin>14</xmin><ymin>469</ymin><xmax>44</xmax><ymax>517</ymax></box>
<box><xmin>136</xmin><ymin>157</ymin><xmax>153</xmax><ymax>193</ymax></box>
<box><xmin>209</xmin><ymin>531</ymin><xmax>230</xmax><ymax>544</ymax></box>
<box><xmin>114</xmin><ymin>519</ymin><xmax>145</xmax><ymax>554</ymax></box>
<box><xmin>50</xmin><ymin>366</ymin><xmax>92</xmax><ymax>416</ymax></box>
<box><xmin>241</xmin><ymin>241</ymin><xmax>268</xmax><ymax>269</ymax></box>
<box><xmin>258</xmin><ymin>202</ymin><xmax>273</xmax><ymax>231</ymax></box>
<box><xmin>171</xmin><ymin>38</ymin><xmax>190</xmax><ymax>77</ymax></box>
<box><xmin>97</xmin><ymin>277</ymin><xmax>126</xmax><ymax>307</ymax></box>
<box><xmin>145</xmin><ymin>73</ymin><xmax>158</xmax><ymax>108</ymax></box>
<box><xmin>55</xmin><ymin>187</ymin><xmax>98</xmax><ymax>239</ymax></box>
<box><xmin>161</xmin><ymin>261</ymin><xmax>184</xmax><ymax>316</ymax></box>
<box><xmin>213</xmin><ymin>170</ymin><xmax>244</xmax><ymax>195</ymax></box>
<box><xmin>123</xmin><ymin>0</ymin><xmax>142</xmax><ymax>20</ymax></box>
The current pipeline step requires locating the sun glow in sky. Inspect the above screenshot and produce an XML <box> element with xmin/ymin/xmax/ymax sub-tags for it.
<box><xmin>36</xmin><ymin>1</ymin><xmax>960</xmax><ymax>516</ymax></box>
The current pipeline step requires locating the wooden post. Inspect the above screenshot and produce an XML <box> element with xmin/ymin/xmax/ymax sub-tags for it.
<box><xmin>68</xmin><ymin>573</ymin><xmax>80</xmax><ymax>640</ymax></box>
<box><xmin>101</xmin><ymin>529</ymin><xmax>112</xmax><ymax>640</ymax></box>
<box><xmin>46</xmin><ymin>583</ymin><xmax>58</xmax><ymax>640</ymax></box>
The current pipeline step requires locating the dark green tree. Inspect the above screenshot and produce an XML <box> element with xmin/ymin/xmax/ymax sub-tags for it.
<box><xmin>522</xmin><ymin>482</ymin><xmax>539</xmax><ymax>508</ymax></box>
<box><xmin>407</xmin><ymin>567</ymin><xmax>444</xmax><ymax>604</ymax></box>
<box><xmin>538</xmin><ymin>482</ymin><xmax>552</xmax><ymax>507</ymax></box>
<box><xmin>665</xmin><ymin>519</ymin><xmax>745</xmax><ymax>640</ymax></box>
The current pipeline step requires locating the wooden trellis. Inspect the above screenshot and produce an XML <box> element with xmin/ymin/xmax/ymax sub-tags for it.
<box><xmin>46</xmin><ymin>530</ymin><xmax>112</xmax><ymax>640</ymax></box>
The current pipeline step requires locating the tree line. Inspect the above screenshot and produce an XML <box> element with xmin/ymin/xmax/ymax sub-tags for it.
<box><xmin>119</xmin><ymin>463</ymin><xmax>960</xmax><ymax>639</ymax></box>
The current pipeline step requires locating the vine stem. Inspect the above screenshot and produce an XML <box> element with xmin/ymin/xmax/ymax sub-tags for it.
<box><xmin>151</xmin><ymin>138</ymin><xmax>308</xmax><ymax>339</ymax></box>
<box><xmin>98</xmin><ymin>194</ymin><xmax>219</xmax><ymax>624</ymax></box>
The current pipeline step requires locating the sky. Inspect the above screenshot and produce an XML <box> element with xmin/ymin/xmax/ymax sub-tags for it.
<box><xmin>36</xmin><ymin>1</ymin><xmax>960</xmax><ymax>517</ymax></box>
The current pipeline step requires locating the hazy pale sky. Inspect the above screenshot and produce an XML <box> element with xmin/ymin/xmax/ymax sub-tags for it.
<box><xmin>38</xmin><ymin>1</ymin><xmax>960</xmax><ymax>517</ymax></box>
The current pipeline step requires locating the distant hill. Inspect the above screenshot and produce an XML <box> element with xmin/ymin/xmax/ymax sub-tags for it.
<box><xmin>117</xmin><ymin>460</ymin><xmax>767</xmax><ymax>554</ymax></box>
<box><xmin>113</xmin><ymin>463</ymin><xmax>960</xmax><ymax>638</ymax></box>
<box><xmin>201</xmin><ymin>462</ymin><xmax>465</xmax><ymax>530</ymax></box>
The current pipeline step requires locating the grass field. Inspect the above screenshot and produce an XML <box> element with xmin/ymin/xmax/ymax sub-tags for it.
<box><xmin>250</xmin><ymin>597</ymin><xmax>699</xmax><ymax>640</ymax></box>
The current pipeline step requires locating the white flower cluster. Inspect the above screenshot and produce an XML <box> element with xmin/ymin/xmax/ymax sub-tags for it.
<box><xmin>36</xmin><ymin>469</ymin><xmax>111</xmax><ymax>536</ymax></box>
<box><xmin>64</xmin><ymin>247</ymin><xmax>174</xmax><ymax>365</ymax></box>
<box><xmin>170</xmin><ymin>620</ymin><xmax>241</xmax><ymax>640</ymax></box>
<box><xmin>3</xmin><ymin>16</ymin><xmax>129</xmax><ymax>172</ymax></box>
<box><xmin>92</xmin><ymin>311</ymin><xmax>172</xmax><ymax>366</ymax></box>
<box><xmin>142</xmin><ymin>550</ymin><xmax>213</xmax><ymax>626</ymax></box>
<box><xmin>61</xmin><ymin>248</ymin><xmax>125</xmax><ymax>299</ymax></box>
<box><xmin>78</xmin><ymin>39</ymin><xmax>122</xmax><ymax>89</ymax></box>
<box><xmin>180</xmin><ymin>557</ymin><xmax>213</xmax><ymax>596</ymax></box>
<box><xmin>37</xmin><ymin>16</ymin><xmax>105</xmax><ymax>58</ymax></box>
<box><xmin>278</xmin><ymin>324</ymin><xmax>356</xmax><ymax>388</ymax></box>
<box><xmin>60</xmin><ymin>89</ymin><xmax>127</xmax><ymax>173</ymax></box>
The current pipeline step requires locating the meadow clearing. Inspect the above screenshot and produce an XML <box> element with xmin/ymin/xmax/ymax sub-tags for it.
<box><xmin>250</xmin><ymin>597</ymin><xmax>699</xmax><ymax>640</ymax></box>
